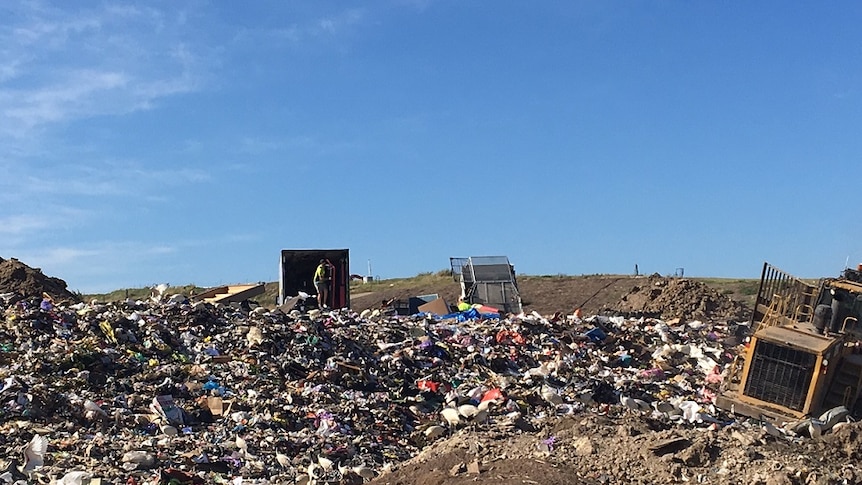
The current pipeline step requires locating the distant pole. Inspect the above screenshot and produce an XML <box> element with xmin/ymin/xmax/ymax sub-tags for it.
<box><xmin>634</xmin><ymin>264</ymin><xmax>639</xmax><ymax>276</ymax></box>
<box><xmin>368</xmin><ymin>259</ymin><xmax>372</xmax><ymax>277</ymax></box>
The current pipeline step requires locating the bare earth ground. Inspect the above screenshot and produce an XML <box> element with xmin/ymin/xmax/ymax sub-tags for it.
<box><xmin>349</xmin><ymin>274</ymin><xmax>756</xmax><ymax>320</ymax></box>
<box><xmin>349</xmin><ymin>274</ymin><xmax>641</xmax><ymax>316</ymax></box>
<box><xmin>369</xmin><ymin>414</ymin><xmax>862</xmax><ymax>485</ymax></box>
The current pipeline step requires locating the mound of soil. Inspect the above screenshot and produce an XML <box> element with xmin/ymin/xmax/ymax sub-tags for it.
<box><xmin>0</xmin><ymin>257</ymin><xmax>79</xmax><ymax>303</ymax></box>
<box><xmin>372</xmin><ymin>415</ymin><xmax>862</xmax><ymax>485</ymax></box>
<box><xmin>610</xmin><ymin>275</ymin><xmax>750</xmax><ymax>322</ymax></box>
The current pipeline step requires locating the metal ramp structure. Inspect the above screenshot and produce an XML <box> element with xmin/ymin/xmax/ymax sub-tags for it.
<box><xmin>450</xmin><ymin>256</ymin><xmax>522</xmax><ymax>314</ymax></box>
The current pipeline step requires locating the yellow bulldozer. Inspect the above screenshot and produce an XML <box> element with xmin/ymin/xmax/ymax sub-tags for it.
<box><xmin>716</xmin><ymin>262</ymin><xmax>862</xmax><ymax>420</ymax></box>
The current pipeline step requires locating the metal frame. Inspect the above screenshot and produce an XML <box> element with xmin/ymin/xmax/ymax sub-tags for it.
<box><xmin>450</xmin><ymin>256</ymin><xmax>522</xmax><ymax>314</ymax></box>
<box><xmin>751</xmin><ymin>262</ymin><xmax>818</xmax><ymax>333</ymax></box>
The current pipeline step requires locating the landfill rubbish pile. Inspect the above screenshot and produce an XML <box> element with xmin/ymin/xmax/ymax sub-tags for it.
<box><xmin>1</xmin><ymin>284</ymin><xmax>858</xmax><ymax>485</ymax></box>
<box><xmin>0</xmin><ymin>260</ymin><xmax>855</xmax><ymax>484</ymax></box>
<box><xmin>610</xmin><ymin>275</ymin><xmax>750</xmax><ymax>322</ymax></box>
<box><xmin>0</xmin><ymin>257</ymin><xmax>79</xmax><ymax>304</ymax></box>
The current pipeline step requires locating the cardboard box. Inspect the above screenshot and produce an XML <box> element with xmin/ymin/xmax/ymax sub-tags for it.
<box><xmin>418</xmin><ymin>298</ymin><xmax>450</xmax><ymax>316</ymax></box>
<box><xmin>207</xmin><ymin>396</ymin><xmax>224</xmax><ymax>416</ymax></box>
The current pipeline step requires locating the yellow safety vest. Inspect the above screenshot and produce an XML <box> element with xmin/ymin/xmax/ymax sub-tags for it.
<box><xmin>314</xmin><ymin>264</ymin><xmax>327</xmax><ymax>282</ymax></box>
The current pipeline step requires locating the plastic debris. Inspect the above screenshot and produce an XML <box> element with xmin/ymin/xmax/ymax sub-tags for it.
<box><xmin>0</xmin><ymin>278</ymin><xmax>840</xmax><ymax>483</ymax></box>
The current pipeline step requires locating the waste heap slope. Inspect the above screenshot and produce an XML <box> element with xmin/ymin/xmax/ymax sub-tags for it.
<box><xmin>1</xmin><ymin>285</ymin><xmax>851</xmax><ymax>485</ymax></box>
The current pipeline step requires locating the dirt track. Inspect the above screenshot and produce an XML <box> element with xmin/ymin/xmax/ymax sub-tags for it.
<box><xmin>351</xmin><ymin>274</ymin><xmax>753</xmax><ymax>322</ymax></box>
<box><xmin>350</xmin><ymin>275</ymin><xmax>647</xmax><ymax>316</ymax></box>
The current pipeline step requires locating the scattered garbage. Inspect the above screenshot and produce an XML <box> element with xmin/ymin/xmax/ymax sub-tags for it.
<box><xmin>0</xmin><ymin>258</ymin><xmax>858</xmax><ymax>484</ymax></box>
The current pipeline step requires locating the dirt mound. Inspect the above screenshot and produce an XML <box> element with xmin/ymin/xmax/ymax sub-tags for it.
<box><xmin>610</xmin><ymin>275</ymin><xmax>750</xmax><ymax>321</ymax></box>
<box><xmin>372</xmin><ymin>416</ymin><xmax>862</xmax><ymax>485</ymax></box>
<box><xmin>0</xmin><ymin>257</ymin><xmax>79</xmax><ymax>303</ymax></box>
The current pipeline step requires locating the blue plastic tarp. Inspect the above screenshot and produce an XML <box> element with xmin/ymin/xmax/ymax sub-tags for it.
<box><xmin>437</xmin><ymin>307</ymin><xmax>500</xmax><ymax>321</ymax></box>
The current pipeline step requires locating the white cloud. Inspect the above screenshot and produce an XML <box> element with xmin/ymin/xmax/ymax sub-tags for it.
<box><xmin>0</xmin><ymin>206</ymin><xmax>93</xmax><ymax>242</ymax></box>
<box><xmin>314</xmin><ymin>9</ymin><xmax>364</xmax><ymax>36</ymax></box>
<box><xmin>0</xmin><ymin>60</ymin><xmax>21</xmax><ymax>82</ymax></box>
<box><xmin>8</xmin><ymin>233</ymin><xmax>263</xmax><ymax>293</ymax></box>
<box><xmin>31</xmin><ymin>246</ymin><xmax>103</xmax><ymax>267</ymax></box>
<box><xmin>7</xmin><ymin>241</ymin><xmax>178</xmax><ymax>293</ymax></box>
<box><xmin>392</xmin><ymin>0</ymin><xmax>435</xmax><ymax>11</ymax></box>
<box><xmin>2</xmin><ymin>70</ymin><xmax>129</xmax><ymax>132</ymax></box>
<box><xmin>16</xmin><ymin>241</ymin><xmax>176</xmax><ymax>268</ymax></box>
<box><xmin>1</xmin><ymin>162</ymin><xmax>210</xmax><ymax>201</ymax></box>
<box><xmin>318</xmin><ymin>19</ymin><xmax>336</xmax><ymax>34</ymax></box>
<box><xmin>0</xmin><ymin>2</ymin><xmax>213</xmax><ymax>233</ymax></box>
<box><xmin>10</xmin><ymin>13</ymin><xmax>102</xmax><ymax>48</ymax></box>
<box><xmin>0</xmin><ymin>2</ymin><xmax>385</xmax><ymax>293</ymax></box>
<box><xmin>269</xmin><ymin>26</ymin><xmax>302</xmax><ymax>44</ymax></box>
<box><xmin>239</xmin><ymin>136</ymin><xmax>285</xmax><ymax>154</ymax></box>
<box><xmin>231</xmin><ymin>7</ymin><xmax>366</xmax><ymax>48</ymax></box>
<box><xmin>0</xmin><ymin>2</ymin><xmax>205</xmax><ymax>138</ymax></box>
<box><xmin>0</xmin><ymin>214</ymin><xmax>52</xmax><ymax>236</ymax></box>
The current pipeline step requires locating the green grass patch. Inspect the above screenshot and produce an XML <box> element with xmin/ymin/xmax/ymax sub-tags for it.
<box><xmin>86</xmin><ymin>284</ymin><xmax>207</xmax><ymax>302</ymax></box>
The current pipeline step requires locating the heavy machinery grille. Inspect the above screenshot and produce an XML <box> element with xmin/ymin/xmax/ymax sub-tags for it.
<box><xmin>743</xmin><ymin>340</ymin><xmax>816</xmax><ymax>412</ymax></box>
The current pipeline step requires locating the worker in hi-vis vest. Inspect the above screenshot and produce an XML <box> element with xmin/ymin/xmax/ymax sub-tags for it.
<box><xmin>313</xmin><ymin>259</ymin><xmax>331</xmax><ymax>309</ymax></box>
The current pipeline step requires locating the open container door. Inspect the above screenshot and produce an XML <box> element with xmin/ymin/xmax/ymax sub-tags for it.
<box><xmin>279</xmin><ymin>249</ymin><xmax>350</xmax><ymax>308</ymax></box>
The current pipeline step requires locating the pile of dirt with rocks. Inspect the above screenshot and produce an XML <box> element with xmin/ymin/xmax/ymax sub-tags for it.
<box><xmin>373</xmin><ymin>414</ymin><xmax>862</xmax><ymax>485</ymax></box>
<box><xmin>609</xmin><ymin>275</ymin><xmax>750</xmax><ymax>322</ymax></box>
<box><xmin>0</xmin><ymin>256</ymin><xmax>79</xmax><ymax>303</ymax></box>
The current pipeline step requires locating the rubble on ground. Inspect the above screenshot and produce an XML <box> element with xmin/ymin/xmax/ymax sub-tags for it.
<box><xmin>0</xmin><ymin>286</ymin><xmax>856</xmax><ymax>485</ymax></box>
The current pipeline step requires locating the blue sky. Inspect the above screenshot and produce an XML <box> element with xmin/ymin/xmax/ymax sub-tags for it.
<box><xmin>1</xmin><ymin>1</ymin><xmax>861</xmax><ymax>293</ymax></box>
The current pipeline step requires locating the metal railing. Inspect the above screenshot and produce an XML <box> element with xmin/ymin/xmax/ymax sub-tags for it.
<box><xmin>751</xmin><ymin>262</ymin><xmax>818</xmax><ymax>333</ymax></box>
